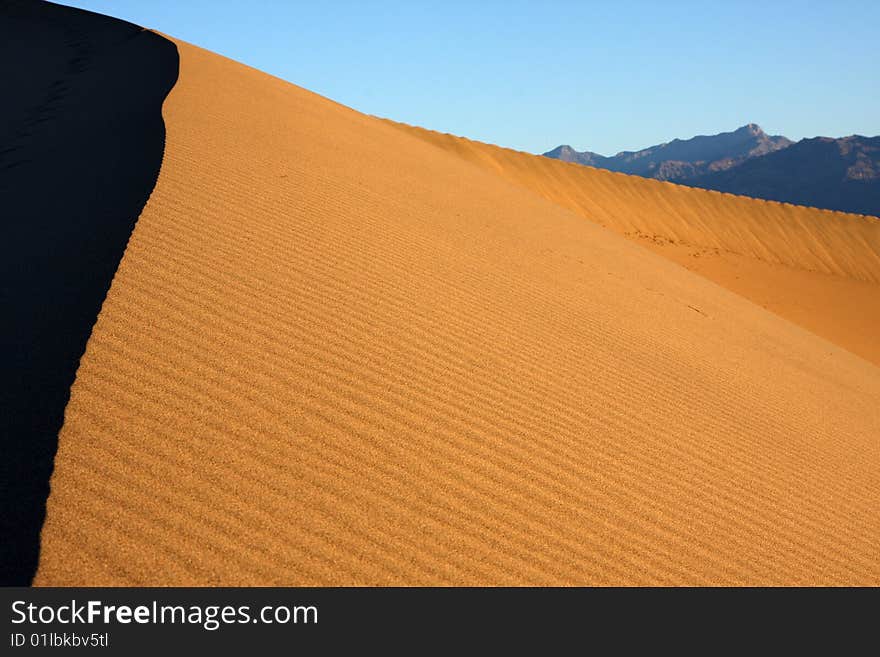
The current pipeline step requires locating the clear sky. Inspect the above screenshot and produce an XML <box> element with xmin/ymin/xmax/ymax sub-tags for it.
<box><xmin>61</xmin><ymin>0</ymin><xmax>879</xmax><ymax>155</ymax></box>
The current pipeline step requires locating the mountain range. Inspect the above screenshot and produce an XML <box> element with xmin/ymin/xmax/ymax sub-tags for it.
<box><xmin>544</xmin><ymin>125</ymin><xmax>879</xmax><ymax>217</ymax></box>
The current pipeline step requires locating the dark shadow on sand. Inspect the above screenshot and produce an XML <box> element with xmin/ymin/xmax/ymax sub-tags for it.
<box><xmin>0</xmin><ymin>0</ymin><xmax>178</xmax><ymax>584</ymax></box>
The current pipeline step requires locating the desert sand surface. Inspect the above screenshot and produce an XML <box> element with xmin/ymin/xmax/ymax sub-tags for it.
<box><xmin>390</xmin><ymin>122</ymin><xmax>880</xmax><ymax>366</ymax></box>
<box><xmin>639</xmin><ymin>244</ymin><xmax>880</xmax><ymax>367</ymax></box>
<box><xmin>35</xmin><ymin>38</ymin><xmax>880</xmax><ymax>586</ymax></box>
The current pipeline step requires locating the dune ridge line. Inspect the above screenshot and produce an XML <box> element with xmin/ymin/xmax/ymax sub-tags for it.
<box><xmin>385</xmin><ymin>121</ymin><xmax>880</xmax><ymax>365</ymax></box>
<box><xmin>0</xmin><ymin>0</ymin><xmax>178</xmax><ymax>585</ymax></box>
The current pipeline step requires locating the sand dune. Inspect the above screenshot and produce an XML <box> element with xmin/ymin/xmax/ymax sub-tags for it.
<box><xmin>35</xmin><ymin>38</ymin><xmax>880</xmax><ymax>585</ymax></box>
<box><xmin>389</xmin><ymin>122</ymin><xmax>880</xmax><ymax>365</ymax></box>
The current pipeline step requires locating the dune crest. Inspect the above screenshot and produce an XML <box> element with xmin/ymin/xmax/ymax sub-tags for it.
<box><xmin>389</xmin><ymin>121</ymin><xmax>880</xmax><ymax>280</ymax></box>
<box><xmin>388</xmin><ymin>122</ymin><xmax>880</xmax><ymax>365</ymax></box>
<box><xmin>36</xmin><ymin>38</ymin><xmax>880</xmax><ymax>586</ymax></box>
<box><xmin>0</xmin><ymin>0</ymin><xmax>177</xmax><ymax>585</ymax></box>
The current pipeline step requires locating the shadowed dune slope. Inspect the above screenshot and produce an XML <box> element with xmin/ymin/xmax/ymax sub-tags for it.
<box><xmin>0</xmin><ymin>0</ymin><xmax>177</xmax><ymax>585</ymax></box>
<box><xmin>37</xmin><ymin>39</ymin><xmax>880</xmax><ymax>585</ymax></box>
<box><xmin>389</xmin><ymin>122</ymin><xmax>880</xmax><ymax>365</ymax></box>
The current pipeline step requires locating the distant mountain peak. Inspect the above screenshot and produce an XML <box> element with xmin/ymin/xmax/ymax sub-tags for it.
<box><xmin>544</xmin><ymin>144</ymin><xmax>607</xmax><ymax>167</ymax></box>
<box><xmin>547</xmin><ymin>144</ymin><xmax>578</xmax><ymax>157</ymax></box>
<box><xmin>543</xmin><ymin>124</ymin><xmax>792</xmax><ymax>181</ymax></box>
<box><xmin>738</xmin><ymin>123</ymin><xmax>765</xmax><ymax>136</ymax></box>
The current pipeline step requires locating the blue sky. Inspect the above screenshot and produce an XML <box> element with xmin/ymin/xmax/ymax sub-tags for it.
<box><xmin>63</xmin><ymin>0</ymin><xmax>879</xmax><ymax>155</ymax></box>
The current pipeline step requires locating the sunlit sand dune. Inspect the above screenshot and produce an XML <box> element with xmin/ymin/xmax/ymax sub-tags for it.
<box><xmin>36</xmin><ymin>39</ymin><xmax>880</xmax><ymax>585</ymax></box>
<box><xmin>389</xmin><ymin>122</ymin><xmax>880</xmax><ymax>365</ymax></box>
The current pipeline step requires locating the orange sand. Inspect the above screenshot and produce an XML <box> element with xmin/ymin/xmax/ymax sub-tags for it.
<box><xmin>36</xmin><ymin>38</ymin><xmax>880</xmax><ymax>585</ymax></box>
<box><xmin>639</xmin><ymin>243</ymin><xmax>880</xmax><ymax>367</ymax></box>
<box><xmin>389</xmin><ymin>121</ymin><xmax>880</xmax><ymax>366</ymax></box>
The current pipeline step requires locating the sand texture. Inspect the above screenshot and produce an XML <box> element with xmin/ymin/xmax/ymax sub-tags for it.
<box><xmin>36</xmin><ymin>39</ymin><xmax>880</xmax><ymax>585</ymax></box>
